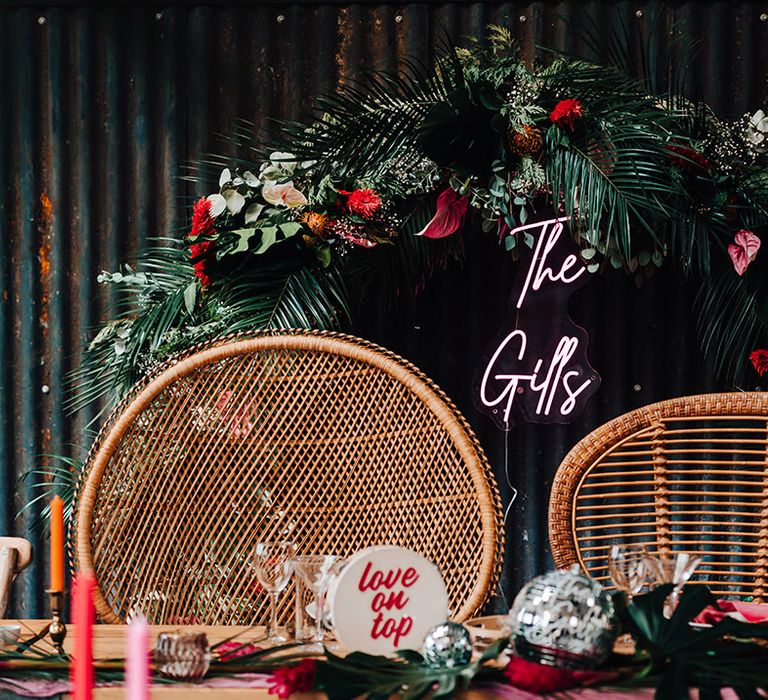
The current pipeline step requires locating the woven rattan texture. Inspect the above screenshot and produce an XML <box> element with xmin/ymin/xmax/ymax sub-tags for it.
<box><xmin>549</xmin><ymin>392</ymin><xmax>768</xmax><ymax>599</ymax></box>
<box><xmin>74</xmin><ymin>331</ymin><xmax>503</xmax><ymax>625</ymax></box>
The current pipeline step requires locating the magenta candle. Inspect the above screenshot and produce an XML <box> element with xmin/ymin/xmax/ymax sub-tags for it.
<box><xmin>71</xmin><ymin>572</ymin><xmax>95</xmax><ymax>700</ymax></box>
<box><xmin>126</xmin><ymin>616</ymin><xmax>150</xmax><ymax>700</ymax></box>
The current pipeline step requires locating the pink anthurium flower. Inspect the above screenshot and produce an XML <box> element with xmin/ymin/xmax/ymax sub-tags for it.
<box><xmin>728</xmin><ymin>229</ymin><xmax>761</xmax><ymax>276</ymax></box>
<box><xmin>416</xmin><ymin>187</ymin><xmax>469</xmax><ymax>239</ymax></box>
<box><xmin>262</xmin><ymin>182</ymin><xmax>308</xmax><ymax>208</ymax></box>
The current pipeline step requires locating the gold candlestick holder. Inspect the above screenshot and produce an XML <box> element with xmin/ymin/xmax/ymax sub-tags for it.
<box><xmin>48</xmin><ymin>589</ymin><xmax>66</xmax><ymax>655</ymax></box>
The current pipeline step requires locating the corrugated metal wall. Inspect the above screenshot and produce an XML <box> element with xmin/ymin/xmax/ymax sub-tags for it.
<box><xmin>1</xmin><ymin>1</ymin><xmax>767</xmax><ymax>617</ymax></box>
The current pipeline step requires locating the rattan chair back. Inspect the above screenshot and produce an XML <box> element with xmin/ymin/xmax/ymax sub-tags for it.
<box><xmin>549</xmin><ymin>392</ymin><xmax>768</xmax><ymax>599</ymax></box>
<box><xmin>74</xmin><ymin>330</ymin><xmax>503</xmax><ymax>624</ymax></box>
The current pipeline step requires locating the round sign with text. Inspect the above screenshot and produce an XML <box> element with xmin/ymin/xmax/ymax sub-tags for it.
<box><xmin>330</xmin><ymin>546</ymin><xmax>449</xmax><ymax>655</ymax></box>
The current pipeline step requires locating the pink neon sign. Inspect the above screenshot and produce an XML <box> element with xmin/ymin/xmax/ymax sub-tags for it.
<box><xmin>474</xmin><ymin>214</ymin><xmax>600</xmax><ymax>428</ymax></box>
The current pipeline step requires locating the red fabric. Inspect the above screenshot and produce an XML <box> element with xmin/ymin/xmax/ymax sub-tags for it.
<box><xmin>503</xmin><ymin>656</ymin><xmax>618</xmax><ymax>695</ymax></box>
<box><xmin>267</xmin><ymin>659</ymin><xmax>316</xmax><ymax>698</ymax></box>
<box><xmin>216</xmin><ymin>641</ymin><xmax>263</xmax><ymax>661</ymax></box>
<box><xmin>694</xmin><ymin>599</ymin><xmax>768</xmax><ymax>625</ymax></box>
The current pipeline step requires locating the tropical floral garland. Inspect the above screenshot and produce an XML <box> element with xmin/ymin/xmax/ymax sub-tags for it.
<box><xmin>23</xmin><ymin>25</ymin><xmax>768</xmax><ymax>524</ymax></box>
<box><xmin>69</xmin><ymin>24</ymin><xmax>768</xmax><ymax>428</ymax></box>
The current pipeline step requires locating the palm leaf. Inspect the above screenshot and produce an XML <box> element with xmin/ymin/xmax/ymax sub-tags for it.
<box><xmin>697</xmin><ymin>268</ymin><xmax>767</xmax><ymax>386</ymax></box>
<box><xmin>339</xmin><ymin>197</ymin><xmax>460</xmax><ymax>314</ymax></box>
<box><xmin>266</xmin><ymin>54</ymin><xmax>463</xmax><ymax>180</ymax></box>
<box><xmin>215</xmin><ymin>263</ymin><xmax>350</xmax><ymax>332</ymax></box>
<box><xmin>17</xmin><ymin>455</ymin><xmax>84</xmax><ymax>533</ymax></box>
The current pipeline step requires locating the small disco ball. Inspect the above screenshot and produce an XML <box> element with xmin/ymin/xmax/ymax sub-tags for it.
<box><xmin>507</xmin><ymin>566</ymin><xmax>616</xmax><ymax>670</ymax></box>
<box><xmin>422</xmin><ymin>621</ymin><xmax>473</xmax><ymax>669</ymax></box>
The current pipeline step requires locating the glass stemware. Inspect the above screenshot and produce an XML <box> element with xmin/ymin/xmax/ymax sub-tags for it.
<box><xmin>291</xmin><ymin>554</ymin><xmax>339</xmax><ymax>648</ymax></box>
<box><xmin>253</xmin><ymin>541</ymin><xmax>297</xmax><ymax>642</ymax></box>
<box><xmin>644</xmin><ymin>552</ymin><xmax>703</xmax><ymax>617</ymax></box>
<box><xmin>608</xmin><ymin>544</ymin><xmax>648</xmax><ymax>597</ymax></box>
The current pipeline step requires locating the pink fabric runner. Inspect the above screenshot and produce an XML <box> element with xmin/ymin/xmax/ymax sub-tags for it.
<box><xmin>0</xmin><ymin>677</ymin><xmax>749</xmax><ymax>698</ymax></box>
<box><xmin>694</xmin><ymin>600</ymin><xmax>768</xmax><ymax>625</ymax></box>
<box><xmin>0</xmin><ymin>673</ymin><xmax>273</xmax><ymax>697</ymax></box>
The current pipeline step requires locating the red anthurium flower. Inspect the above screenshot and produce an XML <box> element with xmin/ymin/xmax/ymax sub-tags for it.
<box><xmin>267</xmin><ymin>659</ymin><xmax>316</xmax><ymax>698</ymax></box>
<box><xmin>728</xmin><ymin>229</ymin><xmax>761</xmax><ymax>276</ymax></box>
<box><xmin>750</xmin><ymin>349</ymin><xmax>768</xmax><ymax>377</ymax></box>
<box><xmin>549</xmin><ymin>98</ymin><xmax>584</xmax><ymax>129</ymax></box>
<box><xmin>339</xmin><ymin>188</ymin><xmax>382</xmax><ymax>219</ymax></box>
<box><xmin>417</xmin><ymin>187</ymin><xmax>469</xmax><ymax>239</ymax></box>
<box><xmin>503</xmin><ymin>656</ymin><xmax>617</xmax><ymax>695</ymax></box>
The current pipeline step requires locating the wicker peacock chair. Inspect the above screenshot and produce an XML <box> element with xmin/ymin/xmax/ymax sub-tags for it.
<box><xmin>73</xmin><ymin>330</ymin><xmax>503</xmax><ymax>625</ymax></box>
<box><xmin>549</xmin><ymin>392</ymin><xmax>768</xmax><ymax>599</ymax></box>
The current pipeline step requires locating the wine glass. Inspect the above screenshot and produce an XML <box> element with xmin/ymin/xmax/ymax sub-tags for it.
<box><xmin>644</xmin><ymin>552</ymin><xmax>703</xmax><ymax>617</ymax></box>
<box><xmin>291</xmin><ymin>554</ymin><xmax>339</xmax><ymax>649</ymax></box>
<box><xmin>253</xmin><ymin>541</ymin><xmax>297</xmax><ymax>642</ymax></box>
<box><xmin>608</xmin><ymin>544</ymin><xmax>648</xmax><ymax>597</ymax></box>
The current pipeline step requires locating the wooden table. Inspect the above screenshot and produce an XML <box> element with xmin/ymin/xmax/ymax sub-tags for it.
<box><xmin>3</xmin><ymin>619</ymin><xmax>290</xmax><ymax>699</ymax></box>
<box><xmin>0</xmin><ymin>620</ymin><xmax>653</xmax><ymax>700</ymax></box>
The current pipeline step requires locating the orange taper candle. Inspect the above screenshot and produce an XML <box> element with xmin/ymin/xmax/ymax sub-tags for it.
<box><xmin>50</xmin><ymin>495</ymin><xmax>64</xmax><ymax>592</ymax></box>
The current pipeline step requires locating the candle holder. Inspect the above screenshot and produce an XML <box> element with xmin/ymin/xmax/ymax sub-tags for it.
<box><xmin>48</xmin><ymin>589</ymin><xmax>67</xmax><ymax>655</ymax></box>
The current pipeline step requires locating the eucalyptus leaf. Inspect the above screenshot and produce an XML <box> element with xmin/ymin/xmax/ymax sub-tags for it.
<box><xmin>523</xmin><ymin>232</ymin><xmax>534</xmax><ymax>248</ymax></box>
<box><xmin>183</xmin><ymin>282</ymin><xmax>198</xmax><ymax>315</ymax></box>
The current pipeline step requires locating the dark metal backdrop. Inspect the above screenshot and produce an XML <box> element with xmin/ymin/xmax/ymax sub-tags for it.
<box><xmin>1</xmin><ymin>1</ymin><xmax>767</xmax><ymax>618</ymax></box>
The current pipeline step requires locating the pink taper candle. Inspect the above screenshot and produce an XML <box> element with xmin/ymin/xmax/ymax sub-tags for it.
<box><xmin>71</xmin><ymin>572</ymin><xmax>95</xmax><ymax>700</ymax></box>
<box><xmin>126</xmin><ymin>616</ymin><xmax>150</xmax><ymax>700</ymax></box>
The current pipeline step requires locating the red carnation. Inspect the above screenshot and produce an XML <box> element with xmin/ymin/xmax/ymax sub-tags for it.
<box><xmin>549</xmin><ymin>98</ymin><xmax>584</xmax><ymax>129</ymax></box>
<box><xmin>190</xmin><ymin>240</ymin><xmax>213</xmax><ymax>289</ymax></box>
<box><xmin>750</xmin><ymin>349</ymin><xmax>768</xmax><ymax>377</ymax></box>
<box><xmin>339</xmin><ymin>188</ymin><xmax>382</xmax><ymax>219</ymax></box>
<box><xmin>503</xmin><ymin>656</ymin><xmax>616</xmax><ymax>694</ymax></box>
<box><xmin>267</xmin><ymin>659</ymin><xmax>316</xmax><ymax>699</ymax></box>
<box><xmin>190</xmin><ymin>197</ymin><xmax>216</xmax><ymax>239</ymax></box>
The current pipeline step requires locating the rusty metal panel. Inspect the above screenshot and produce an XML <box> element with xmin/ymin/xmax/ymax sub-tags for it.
<box><xmin>1</xmin><ymin>2</ymin><xmax>766</xmax><ymax>616</ymax></box>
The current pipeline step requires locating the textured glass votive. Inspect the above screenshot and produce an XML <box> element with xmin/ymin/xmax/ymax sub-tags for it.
<box><xmin>154</xmin><ymin>631</ymin><xmax>211</xmax><ymax>681</ymax></box>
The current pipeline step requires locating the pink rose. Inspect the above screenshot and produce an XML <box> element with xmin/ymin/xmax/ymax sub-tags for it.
<box><xmin>728</xmin><ymin>229</ymin><xmax>761</xmax><ymax>275</ymax></box>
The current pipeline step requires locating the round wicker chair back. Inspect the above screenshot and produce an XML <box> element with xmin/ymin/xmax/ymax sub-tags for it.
<box><xmin>549</xmin><ymin>392</ymin><xmax>768</xmax><ymax>599</ymax></box>
<box><xmin>74</xmin><ymin>331</ymin><xmax>503</xmax><ymax>624</ymax></box>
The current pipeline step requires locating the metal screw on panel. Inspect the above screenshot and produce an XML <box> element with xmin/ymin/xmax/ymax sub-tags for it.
<box><xmin>41</xmin><ymin>385</ymin><xmax>50</xmax><ymax>394</ymax></box>
<box><xmin>635</xmin><ymin>9</ymin><xmax>644</xmax><ymax>17</ymax></box>
<box><xmin>761</xmin><ymin>12</ymin><xmax>768</xmax><ymax>21</ymax></box>
<box><xmin>395</xmin><ymin>14</ymin><xmax>403</xmax><ymax>23</ymax></box>
<box><xmin>37</xmin><ymin>16</ymin><xmax>46</xmax><ymax>25</ymax></box>
<box><xmin>633</xmin><ymin>384</ymin><xmax>642</xmax><ymax>392</ymax></box>
<box><xmin>276</xmin><ymin>14</ymin><xmax>285</xmax><ymax>23</ymax></box>
<box><xmin>155</xmin><ymin>12</ymin><xmax>162</xmax><ymax>20</ymax></box>
<box><xmin>519</xmin><ymin>14</ymin><xmax>527</xmax><ymax>23</ymax></box>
